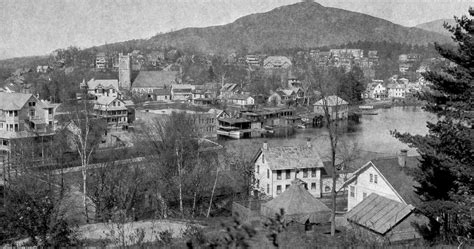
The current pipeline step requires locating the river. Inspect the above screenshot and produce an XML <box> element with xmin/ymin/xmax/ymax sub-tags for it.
<box><xmin>221</xmin><ymin>106</ymin><xmax>436</xmax><ymax>165</ymax></box>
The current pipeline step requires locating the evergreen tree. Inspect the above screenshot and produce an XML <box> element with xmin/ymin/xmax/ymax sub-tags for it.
<box><xmin>393</xmin><ymin>9</ymin><xmax>473</xmax><ymax>242</ymax></box>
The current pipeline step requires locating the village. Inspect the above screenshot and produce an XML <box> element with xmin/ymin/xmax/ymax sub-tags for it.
<box><xmin>0</xmin><ymin>1</ymin><xmax>472</xmax><ymax>248</ymax></box>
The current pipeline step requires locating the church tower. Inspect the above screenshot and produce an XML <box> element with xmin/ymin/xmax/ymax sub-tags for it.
<box><xmin>118</xmin><ymin>53</ymin><xmax>131</xmax><ymax>90</ymax></box>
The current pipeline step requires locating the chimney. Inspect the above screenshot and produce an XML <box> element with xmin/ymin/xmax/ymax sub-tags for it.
<box><xmin>398</xmin><ymin>149</ymin><xmax>408</xmax><ymax>167</ymax></box>
<box><xmin>262</xmin><ymin>141</ymin><xmax>268</xmax><ymax>150</ymax></box>
<box><xmin>306</xmin><ymin>138</ymin><xmax>312</xmax><ymax>148</ymax></box>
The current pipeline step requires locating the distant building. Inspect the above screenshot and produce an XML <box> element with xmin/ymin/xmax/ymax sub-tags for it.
<box><xmin>96</xmin><ymin>52</ymin><xmax>108</xmax><ymax>69</ymax></box>
<box><xmin>131</xmin><ymin>71</ymin><xmax>177</xmax><ymax>93</ymax></box>
<box><xmin>252</xmin><ymin>141</ymin><xmax>325</xmax><ymax>198</ymax></box>
<box><xmin>150</xmin><ymin>88</ymin><xmax>171</xmax><ymax>102</ymax></box>
<box><xmin>226</xmin><ymin>94</ymin><xmax>255</xmax><ymax>106</ymax></box>
<box><xmin>263</xmin><ymin>56</ymin><xmax>292</xmax><ymax>70</ymax></box>
<box><xmin>387</xmin><ymin>84</ymin><xmax>406</xmax><ymax>98</ymax></box>
<box><xmin>313</xmin><ymin>95</ymin><xmax>349</xmax><ymax>120</ymax></box>
<box><xmin>245</xmin><ymin>55</ymin><xmax>261</xmax><ymax>67</ymax></box>
<box><xmin>85</xmin><ymin>79</ymin><xmax>120</xmax><ymax>98</ymax></box>
<box><xmin>171</xmin><ymin>84</ymin><xmax>195</xmax><ymax>101</ymax></box>
<box><xmin>330</xmin><ymin>49</ymin><xmax>363</xmax><ymax>59</ymax></box>
<box><xmin>93</xmin><ymin>96</ymin><xmax>128</xmax><ymax>127</ymax></box>
<box><xmin>36</xmin><ymin>65</ymin><xmax>51</xmax><ymax>73</ymax></box>
<box><xmin>118</xmin><ymin>53</ymin><xmax>132</xmax><ymax>90</ymax></box>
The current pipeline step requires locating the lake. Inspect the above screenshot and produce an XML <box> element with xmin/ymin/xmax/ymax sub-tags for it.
<box><xmin>221</xmin><ymin>106</ymin><xmax>436</xmax><ymax>165</ymax></box>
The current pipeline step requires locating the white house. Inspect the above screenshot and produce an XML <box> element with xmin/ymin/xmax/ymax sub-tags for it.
<box><xmin>263</xmin><ymin>56</ymin><xmax>292</xmax><ymax>69</ymax></box>
<box><xmin>85</xmin><ymin>79</ymin><xmax>120</xmax><ymax>98</ymax></box>
<box><xmin>387</xmin><ymin>84</ymin><xmax>406</xmax><ymax>98</ymax></box>
<box><xmin>344</xmin><ymin>150</ymin><xmax>421</xmax><ymax>211</ymax></box>
<box><xmin>171</xmin><ymin>84</ymin><xmax>195</xmax><ymax>101</ymax></box>
<box><xmin>227</xmin><ymin>94</ymin><xmax>254</xmax><ymax>106</ymax></box>
<box><xmin>313</xmin><ymin>95</ymin><xmax>349</xmax><ymax>120</ymax></box>
<box><xmin>94</xmin><ymin>96</ymin><xmax>128</xmax><ymax>126</ymax></box>
<box><xmin>252</xmin><ymin>141</ymin><xmax>326</xmax><ymax>198</ymax></box>
<box><xmin>372</xmin><ymin>83</ymin><xmax>387</xmax><ymax>100</ymax></box>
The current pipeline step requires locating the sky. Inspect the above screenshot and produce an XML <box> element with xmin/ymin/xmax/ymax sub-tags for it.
<box><xmin>0</xmin><ymin>0</ymin><xmax>471</xmax><ymax>59</ymax></box>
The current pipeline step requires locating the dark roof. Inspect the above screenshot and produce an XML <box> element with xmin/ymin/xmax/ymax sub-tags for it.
<box><xmin>261</xmin><ymin>179</ymin><xmax>331</xmax><ymax>224</ymax></box>
<box><xmin>132</xmin><ymin>71</ymin><xmax>177</xmax><ymax>88</ymax></box>
<box><xmin>152</xmin><ymin>88</ymin><xmax>171</xmax><ymax>95</ymax></box>
<box><xmin>371</xmin><ymin>157</ymin><xmax>421</xmax><ymax>207</ymax></box>
<box><xmin>346</xmin><ymin>193</ymin><xmax>414</xmax><ymax>235</ymax></box>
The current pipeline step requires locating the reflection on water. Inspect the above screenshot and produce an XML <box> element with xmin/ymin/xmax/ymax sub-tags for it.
<box><xmin>222</xmin><ymin>106</ymin><xmax>435</xmax><ymax>161</ymax></box>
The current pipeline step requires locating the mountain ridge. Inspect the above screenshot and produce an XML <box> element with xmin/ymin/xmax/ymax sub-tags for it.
<box><xmin>415</xmin><ymin>18</ymin><xmax>455</xmax><ymax>36</ymax></box>
<box><xmin>138</xmin><ymin>2</ymin><xmax>451</xmax><ymax>53</ymax></box>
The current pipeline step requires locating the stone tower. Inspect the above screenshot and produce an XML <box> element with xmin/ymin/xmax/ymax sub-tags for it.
<box><xmin>118</xmin><ymin>53</ymin><xmax>131</xmax><ymax>90</ymax></box>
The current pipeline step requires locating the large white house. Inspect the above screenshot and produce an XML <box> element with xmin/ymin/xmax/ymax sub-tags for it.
<box><xmin>252</xmin><ymin>141</ymin><xmax>326</xmax><ymax>198</ymax></box>
<box><xmin>344</xmin><ymin>150</ymin><xmax>420</xmax><ymax>211</ymax></box>
<box><xmin>387</xmin><ymin>84</ymin><xmax>406</xmax><ymax>98</ymax></box>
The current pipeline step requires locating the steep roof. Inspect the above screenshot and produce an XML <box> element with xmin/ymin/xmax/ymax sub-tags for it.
<box><xmin>313</xmin><ymin>95</ymin><xmax>348</xmax><ymax>106</ymax></box>
<box><xmin>261</xmin><ymin>179</ymin><xmax>331</xmax><ymax>224</ymax></box>
<box><xmin>370</xmin><ymin>157</ymin><xmax>421</xmax><ymax>207</ymax></box>
<box><xmin>152</xmin><ymin>88</ymin><xmax>171</xmax><ymax>95</ymax></box>
<box><xmin>0</xmin><ymin>92</ymin><xmax>33</xmax><ymax>110</ymax></box>
<box><xmin>346</xmin><ymin>193</ymin><xmax>415</xmax><ymax>235</ymax></box>
<box><xmin>132</xmin><ymin>71</ymin><xmax>177</xmax><ymax>88</ymax></box>
<box><xmin>87</xmin><ymin>79</ymin><xmax>119</xmax><ymax>90</ymax></box>
<box><xmin>255</xmin><ymin>145</ymin><xmax>324</xmax><ymax>170</ymax></box>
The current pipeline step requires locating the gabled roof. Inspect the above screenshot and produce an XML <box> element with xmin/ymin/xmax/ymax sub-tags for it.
<box><xmin>132</xmin><ymin>71</ymin><xmax>177</xmax><ymax>88</ymax></box>
<box><xmin>95</xmin><ymin>96</ymin><xmax>118</xmax><ymax>106</ymax></box>
<box><xmin>261</xmin><ymin>179</ymin><xmax>331</xmax><ymax>224</ymax></box>
<box><xmin>254</xmin><ymin>145</ymin><xmax>324</xmax><ymax>170</ymax></box>
<box><xmin>313</xmin><ymin>95</ymin><xmax>348</xmax><ymax>106</ymax></box>
<box><xmin>87</xmin><ymin>79</ymin><xmax>119</xmax><ymax>91</ymax></box>
<box><xmin>346</xmin><ymin>193</ymin><xmax>414</xmax><ymax>235</ymax></box>
<box><xmin>152</xmin><ymin>88</ymin><xmax>171</xmax><ymax>95</ymax></box>
<box><xmin>345</xmin><ymin>157</ymin><xmax>421</xmax><ymax>207</ymax></box>
<box><xmin>0</xmin><ymin>92</ymin><xmax>34</xmax><ymax>110</ymax></box>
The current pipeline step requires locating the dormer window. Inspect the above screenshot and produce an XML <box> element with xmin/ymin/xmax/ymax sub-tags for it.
<box><xmin>28</xmin><ymin>102</ymin><xmax>36</xmax><ymax>107</ymax></box>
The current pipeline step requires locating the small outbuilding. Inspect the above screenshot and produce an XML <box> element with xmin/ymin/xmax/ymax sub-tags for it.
<box><xmin>345</xmin><ymin>193</ymin><xmax>428</xmax><ymax>243</ymax></box>
<box><xmin>261</xmin><ymin>179</ymin><xmax>331</xmax><ymax>228</ymax></box>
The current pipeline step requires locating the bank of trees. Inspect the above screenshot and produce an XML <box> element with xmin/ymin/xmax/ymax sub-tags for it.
<box><xmin>393</xmin><ymin>10</ymin><xmax>473</xmax><ymax>243</ymax></box>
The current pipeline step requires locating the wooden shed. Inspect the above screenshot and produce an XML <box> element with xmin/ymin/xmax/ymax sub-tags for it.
<box><xmin>345</xmin><ymin>193</ymin><xmax>428</xmax><ymax>243</ymax></box>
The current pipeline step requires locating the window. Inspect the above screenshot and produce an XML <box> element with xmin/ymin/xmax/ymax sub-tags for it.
<box><xmin>324</xmin><ymin>186</ymin><xmax>331</xmax><ymax>192</ymax></box>
<box><xmin>48</xmin><ymin>108</ymin><xmax>53</xmax><ymax>115</ymax></box>
<box><xmin>311</xmin><ymin>169</ymin><xmax>316</xmax><ymax>177</ymax></box>
<box><xmin>285</xmin><ymin>170</ymin><xmax>291</xmax><ymax>179</ymax></box>
<box><xmin>303</xmin><ymin>169</ymin><xmax>308</xmax><ymax>178</ymax></box>
<box><xmin>285</xmin><ymin>184</ymin><xmax>290</xmax><ymax>190</ymax></box>
<box><xmin>276</xmin><ymin>185</ymin><xmax>282</xmax><ymax>194</ymax></box>
<box><xmin>267</xmin><ymin>169</ymin><xmax>270</xmax><ymax>179</ymax></box>
<box><xmin>262</xmin><ymin>154</ymin><xmax>265</xmax><ymax>163</ymax></box>
<box><xmin>30</xmin><ymin>109</ymin><xmax>35</xmax><ymax>117</ymax></box>
<box><xmin>374</xmin><ymin>175</ymin><xmax>378</xmax><ymax>184</ymax></box>
<box><xmin>350</xmin><ymin>186</ymin><xmax>355</xmax><ymax>197</ymax></box>
<box><xmin>256</xmin><ymin>179</ymin><xmax>260</xmax><ymax>188</ymax></box>
<box><xmin>370</xmin><ymin>173</ymin><xmax>373</xmax><ymax>183</ymax></box>
<box><xmin>256</xmin><ymin>165</ymin><xmax>259</xmax><ymax>174</ymax></box>
<box><xmin>28</xmin><ymin>102</ymin><xmax>36</xmax><ymax>107</ymax></box>
<box><xmin>311</xmin><ymin>183</ymin><xmax>316</xmax><ymax>190</ymax></box>
<box><xmin>363</xmin><ymin>192</ymin><xmax>367</xmax><ymax>199</ymax></box>
<box><xmin>267</xmin><ymin>184</ymin><xmax>269</xmax><ymax>194</ymax></box>
<box><xmin>277</xmin><ymin>170</ymin><xmax>282</xmax><ymax>180</ymax></box>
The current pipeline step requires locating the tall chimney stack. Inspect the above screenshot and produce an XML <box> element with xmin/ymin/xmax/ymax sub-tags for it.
<box><xmin>262</xmin><ymin>141</ymin><xmax>268</xmax><ymax>150</ymax></box>
<box><xmin>398</xmin><ymin>149</ymin><xmax>408</xmax><ymax>167</ymax></box>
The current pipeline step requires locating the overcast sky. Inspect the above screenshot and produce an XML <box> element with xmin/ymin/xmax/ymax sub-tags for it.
<box><xmin>0</xmin><ymin>0</ymin><xmax>471</xmax><ymax>59</ymax></box>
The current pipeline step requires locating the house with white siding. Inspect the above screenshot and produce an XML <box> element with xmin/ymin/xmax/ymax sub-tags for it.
<box><xmin>252</xmin><ymin>141</ymin><xmax>326</xmax><ymax>198</ymax></box>
<box><xmin>387</xmin><ymin>84</ymin><xmax>406</xmax><ymax>98</ymax></box>
<box><xmin>344</xmin><ymin>150</ymin><xmax>421</xmax><ymax>211</ymax></box>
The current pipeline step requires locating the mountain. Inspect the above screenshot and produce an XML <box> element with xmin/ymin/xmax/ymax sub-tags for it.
<box><xmin>415</xmin><ymin>19</ymin><xmax>455</xmax><ymax>36</ymax></box>
<box><xmin>137</xmin><ymin>1</ymin><xmax>451</xmax><ymax>53</ymax></box>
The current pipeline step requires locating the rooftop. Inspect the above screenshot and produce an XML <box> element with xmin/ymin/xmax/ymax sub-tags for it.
<box><xmin>87</xmin><ymin>79</ymin><xmax>119</xmax><ymax>91</ymax></box>
<box><xmin>254</xmin><ymin>144</ymin><xmax>324</xmax><ymax>170</ymax></box>
<box><xmin>313</xmin><ymin>95</ymin><xmax>348</xmax><ymax>106</ymax></box>
<box><xmin>132</xmin><ymin>71</ymin><xmax>177</xmax><ymax>88</ymax></box>
<box><xmin>0</xmin><ymin>92</ymin><xmax>34</xmax><ymax>110</ymax></box>
<box><xmin>346</xmin><ymin>193</ymin><xmax>415</xmax><ymax>235</ymax></box>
